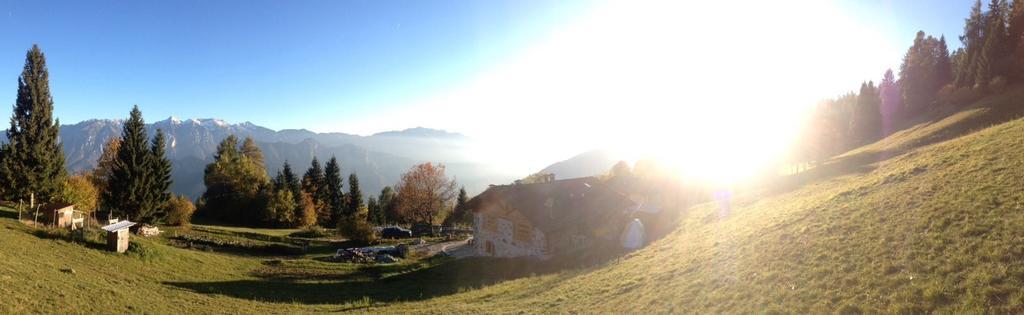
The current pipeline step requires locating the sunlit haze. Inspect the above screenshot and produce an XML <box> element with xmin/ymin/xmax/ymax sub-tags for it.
<box><xmin>339</xmin><ymin>0</ymin><xmax>907</xmax><ymax>181</ymax></box>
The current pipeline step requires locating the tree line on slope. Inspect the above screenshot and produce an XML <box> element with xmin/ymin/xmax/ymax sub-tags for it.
<box><xmin>793</xmin><ymin>0</ymin><xmax>1024</xmax><ymax>166</ymax></box>
<box><xmin>195</xmin><ymin>138</ymin><xmax>469</xmax><ymax>233</ymax></box>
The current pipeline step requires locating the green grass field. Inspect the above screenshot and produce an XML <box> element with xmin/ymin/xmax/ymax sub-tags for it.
<box><xmin>2</xmin><ymin>87</ymin><xmax>1024</xmax><ymax>313</ymax></box>
<box><xmin>0</xmin><ymin>207</ymin><xmax>565</xmax><ymax>313</ymax></box>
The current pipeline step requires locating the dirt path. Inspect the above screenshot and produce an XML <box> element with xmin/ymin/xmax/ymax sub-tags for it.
<box><xmin>441</xmin><ymin>239</ymin><xmax>474</xmax><ymax>258</ymax></box>
<box><xmin>413</xmin><ymin>239</ymin><xmax>473</xmax><ymax>258</ymax></box>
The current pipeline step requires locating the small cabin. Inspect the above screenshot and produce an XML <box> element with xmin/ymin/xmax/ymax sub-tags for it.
<box><xmin>468</xmin><ymin>177</ymin><xmax>635</xmax><ymax>259</ymax></box>
<box><xmin>101</xmin><ymin>220</ymin><xmax>136</xmax><ymax>253</ymax></box>
<box><xmin>41</xmin><ymin>203</ymin><xmax>85</xmax><ymax>230</ymax></box>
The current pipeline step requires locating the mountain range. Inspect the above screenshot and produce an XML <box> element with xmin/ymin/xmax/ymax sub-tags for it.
<box><xmin>0</xmin><ymin>117</ymin><xmax>524</xmax><ymax>200</ymax></box>
<box><xmin>1</xmin><ymin>117</ymin><xmax>623</xmax><ymax>200</ymax></box>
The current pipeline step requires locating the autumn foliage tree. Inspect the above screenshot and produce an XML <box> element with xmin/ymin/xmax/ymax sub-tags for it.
<box><xmin>395</xmin><ymin>163</ymin><xmax>457</xmax><ymax>224</ymax></box>
<box><xmin>58</xmin><ymin>174</ymin><xmax>99</xmax><ymax>213</ymax></box>
<box><xmin>199</xmin><ymin>135</ymin><xmax>270</xmax><ymax>224</ymax></box>
<box><xmin>165</xmin><ymin>195</ymin><xmax>196</xmax><ymax>227</ymax></box>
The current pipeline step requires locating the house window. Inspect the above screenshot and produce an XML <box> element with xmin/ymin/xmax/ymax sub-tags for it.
<box><xmin>483</xmin><ymin>215</ymin><xmax>498</xmax><ymax>232</ymax></box>
<box><xmin>514</xmin><ymin>223</ymin><xmax>532</xmax><ymax>242</ymax></box>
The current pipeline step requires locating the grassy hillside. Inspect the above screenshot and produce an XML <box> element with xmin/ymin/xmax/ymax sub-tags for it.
<box><xmin>373</xmin><ymin>91</ymin><xmax>1024</xmax><ymax>313</ymax></box>
<box><xmin>0</xmin><ymin>209</ymin><xmax>565</xmax><ymax>314</ymax></box>
<box><xmin>1</xmin><ymin>88</ymin><xmax>1022</xmax><ymax>313</ymax></box>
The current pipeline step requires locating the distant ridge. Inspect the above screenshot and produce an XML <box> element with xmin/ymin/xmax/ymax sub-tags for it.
<box><xmin>1</xmin><ymin>117</ymin><xmax>512</xmax><ymax>199</ymax></box>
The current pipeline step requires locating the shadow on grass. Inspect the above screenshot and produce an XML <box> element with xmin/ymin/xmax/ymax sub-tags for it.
<box><xmin>28</xmin><ymin>227</ymin><xmax>109</xmax><ymax>251</ymax></box>
<box><xmin>165</xmin><ymin>256</ymin><xmax>584</xmax><ymax>305</ymax></box>
<box><xmin>0</xmin><ymin>208</ymin><xmax>18</xmax><ymax>220</ymax></box>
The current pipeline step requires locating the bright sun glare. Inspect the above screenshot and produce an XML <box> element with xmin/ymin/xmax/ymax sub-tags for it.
<box><xmin>352</xmin><ymin>0</ymin><xmax>900</xmax><ymax>184</ymax></box>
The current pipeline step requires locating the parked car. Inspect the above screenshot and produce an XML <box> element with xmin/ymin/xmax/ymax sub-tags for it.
<box><xmin>380</xmin><ymin>226</ymin><xmax>413</xmax><ymax>239</ymax></box>
<box><xmin>411</xmin><ymin>223</ymin><xmax>443</xmax><ymax>237</ymax></box>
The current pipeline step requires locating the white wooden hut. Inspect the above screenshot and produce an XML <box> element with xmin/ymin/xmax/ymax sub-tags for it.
<box><xmin>101</xmin><ymin>220</ymin><xmax>136</xmax><ymax>253</ymax></box>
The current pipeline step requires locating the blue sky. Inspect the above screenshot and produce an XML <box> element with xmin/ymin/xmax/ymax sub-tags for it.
<box><xmin>0</xmin><ymin>0</ymin><xmax>591</xmax><ymax>132</ymax></box>
<box><xmin>837</xmin><ymin>0</ymin><xmax>974</xmax><ymax>52</ymax></box>
<box><xmin>0</xmin><ymin>0</ymin><xmax>980</xmax><ymax>140</ymax></box>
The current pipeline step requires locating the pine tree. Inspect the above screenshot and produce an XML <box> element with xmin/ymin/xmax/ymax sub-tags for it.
<box><xmin>936</xmin><ymin>36</ymin><xmax>954</xmax><ymax>87</ymax></box>
<box><xmin>980</xmin><ymin>0</ymin><xmax>1011</xmax><ymax>83</ymax></box>
<box><xmin>1009</xmin><ymin>0</ymin><xmax>1024</xmax><ymax>76</ymax></box>
<box><xmin>959</xmin><ymin>0</ymin><xmax>986</xmax><ymax>87</ymax></box>
<box><xmin>0</xmin><ymin>45</ymin><xmax>67</xmax><ymax>202</ymax></box>
<box><xmin>378</xmin><ymin>186</ymin><xmax>398</xmax><ymax>224</ymax></box>
<box><xmin>104</xmin><ymin>105</ymin><xmax>158</xmax><ymax>222</ymax></box>
<box><xmin>279</xmin><ymin>161</ymin><xmax>301</xmax><ymax>199</ymax></box>
<box><xmin>443</xmin><ymin>187</ymin><xmax>471</xmax><ymax>226</ymax></box>
<box><xmin>150</xmin><ymin>129</ymin><xmax>173</xmax><ymax>217</ymax></box>
<box><xmin>900</xmin><ymin>31</ymin><xmax>947</xmax><ymax>114</ymax></box>
<box><xmin>240</xmin><ymin>137</ymin><xmax>264</xmax><ymax>167</ymax></box>
<box><xmin>215</xmin><ymin>135</ymin><xmax>240</xmax><ymax>161</ymax></box>
<box><xmin>879</xmin><ymin>69</ymin><xmax>903</xmax><ymax>136</ymax></box>
<box><xmin>323</xmin><ymin>156</ymin><xmax>344</xmax><ymax>227</ymax></box>
<box><xmin>345</xmin><ymin>173</ymin><xmax>363</xmax><ymax>219</ymax></box>
<box><xmin>851</xmin><ymin>81</ymin><xmax>882</xmax><ymax>145</ymax></box>
<box><xmin>366</xmin><ymin>195</ymin><xmax>382</xmax><ymax>225</ymax></box>
<box><xmin>302</xmin><ymin>157</ymin><xmax>329</xmax><ymax>225</ymax></box>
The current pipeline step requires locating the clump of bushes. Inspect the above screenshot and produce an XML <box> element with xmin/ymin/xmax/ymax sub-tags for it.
<box><xmin>338</xmin><ymin>214</ymin><xmax>377</xmax><ymax>245</ymax></box>
<box><xmin>127</xmin><ymin>240</ymin><xmax>165</xmax><ymax>262</ymax></box>
<box><xmin>937</xmin><ymin>84</ymin><xmax>983</xmax><ymax>107</ymax></box>
<box><xmin>164</xmin><ymin>195</ymin><xmax>196</xmax><ymax>228</ymax></box>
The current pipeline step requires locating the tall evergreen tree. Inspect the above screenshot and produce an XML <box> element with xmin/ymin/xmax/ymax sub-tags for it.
<box><xmin>366</xmin><ymin>196</ymin><xmax>382</xmax><ymax>225</ymax></box>
<box><xmin>936</xmin><ymin>36</ymin><xmax>955</xmax><ymax>87</ymax></box>
<box><xmin>1009</xmin><ymin>0</ymin><xmax>1024</xmax><ymax>75</ymax></box>
<box><xmin>215</xmin><ymin>135</ymin><xmax>240</xmax><ymax>161</ymax></box>
<box><xmin>345</xmin><ymin>173</ymin><xmax>363</xmax><ymax>219</ymax></box>
<box><xmin>879</xmin><ymin>69</ymin><xmax>903</xmax><ymax>136</ymax></box>
<box><xmin>275</xmin><ymin>161</ymin><xmax>302</xmax><ymax>199</ymax></box>
<box><xmin>980</xmin><ymin>0</ymin><xmax>1011</xmax><ymax>83</ymax></box>
<box><xmin>959</xmin><ymin>0</ymin><xmax>986</xmax><ymax>87</ymax></box>
<box><xmin>104</xmin><ymin>106</ymin><xmax>160</xmax><ymax>222</ymax></box>
<box><xmin>900</xmin><ymin>31</ymin><xmax>947</xmax><ymax>114</ymax></box>
<box><xmin>0</xmin><ymin>45</ymin><xmax>67</xmax><ymax>202</ymax></box>
<box><xmin>378</xmin><ymin>186</ymin><xmax>398</xmax><ymax>224</ymax></box>
<box><xmin>323</xmin><ymin>156</ymin><xmax>344</xmax><ymax>227</ymax></box>
<box><xmin>150</xmin><ymin>129</ymin><xmax>173</xmax><ymax>215</ymax></box>
<box><xmin>443</xmin><ymin>187</ymin><xmax>471</xmax><ymax>226</ymax></box>
<box><xmin>240</xmin><ymin>137</ymin><xmax>264</xmax><ymax>167</ymax></box>
<box><xmin>851</xmin><ymin>81</ymin><xmax>882</xmax><ymax>145</ymax></box>
<box><xmin>302</xmin><ymin>157</ymin><xmax>330</xmax><ymax>225</ymax></box>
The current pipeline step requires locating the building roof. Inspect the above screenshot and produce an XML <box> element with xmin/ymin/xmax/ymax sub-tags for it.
<box><xmin>468</xmin><ymin>177</ymin><xmax>635</xmax><ymax>233</ymax></box>
<box><xmin>101</xmin><ymin>221</ymin><xmax>136</xmax><ymax>232</ymax></box>
<box><xmin>39</xmin><ymin>202</ymin><xmax>74</xmax><ymax>212</ymax></box>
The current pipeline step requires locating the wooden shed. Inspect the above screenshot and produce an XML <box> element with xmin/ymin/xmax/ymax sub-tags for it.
<box><xmin>41</xmin><ymin>203</ymin><xmax>85</xmax><ymax>230</ymax></box>
<box><xmin>101</xmin><ymin>220</ymin><xmax>136</xmax><ymax>253</ymax></box>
